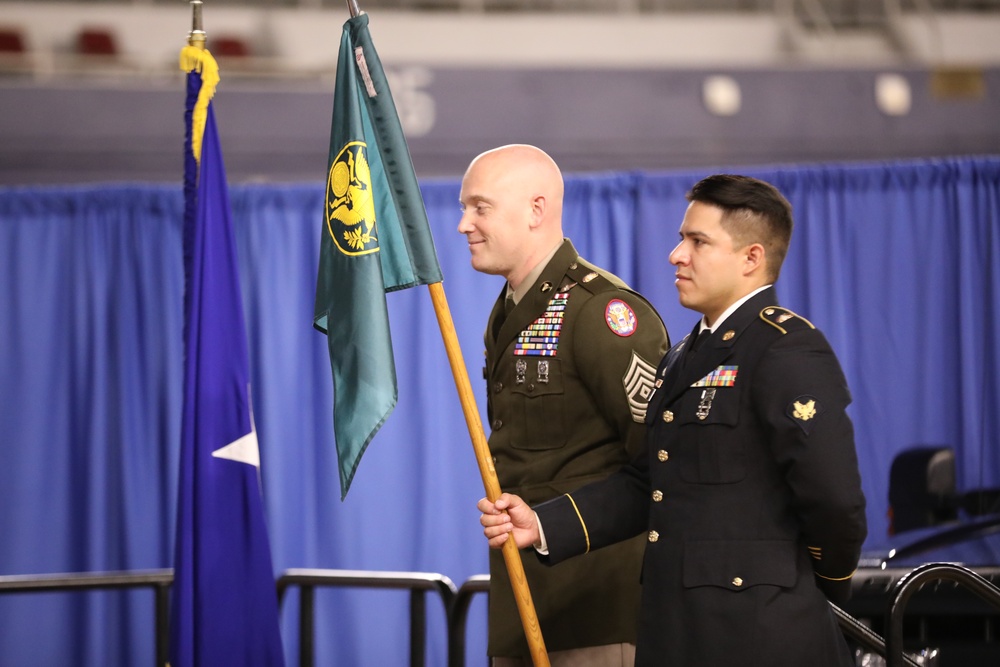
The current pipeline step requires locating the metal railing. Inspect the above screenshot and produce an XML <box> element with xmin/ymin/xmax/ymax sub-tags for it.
<box><xmin>831</xmin><ymin>603</ymin><xmax>921</xmax><ymax>667</ymax></box>
<box><xmin>276</xmin><ymin>568</ymin><xmax>458</xmax><ymax>667</ymax></box>
<box><xmin>449</xmin><ymin>574</ymin><xmax>491</xmax><ymax>667</ymax></box>
<box><xmin>4</xmin><ymin>563</ymin><xmax>999</xmax><ymax>666</ymax></box>
<box><xmin>0</xmin><ymin>569</ymin><xmax>173</xmax><ymax>667</ymax></box>
<box><xmin>885</xmin><ymin>562</ymin><xmax>1000</xmax><ymax>667</ymax></box>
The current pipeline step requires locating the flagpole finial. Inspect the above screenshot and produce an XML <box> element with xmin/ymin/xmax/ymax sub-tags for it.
<box><xmin>188</xmin><ymin>0</ymin><xmax>207</xmax><ymax>49</ymax></box>
<box><xmin>346</xmin><ymin>0</ymin><xmax>361</xmax><ymax>18</ymax></box>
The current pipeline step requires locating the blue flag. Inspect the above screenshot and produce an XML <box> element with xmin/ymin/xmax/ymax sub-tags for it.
<box><xmin>314</xmin><ymin>14</ymin><xmax>443</xmax><ymax>499</ymax></box>
<box><xmin>171</xmin><ymin>45</ymin><xmax>285</xmax><ymax>667</ymax></box>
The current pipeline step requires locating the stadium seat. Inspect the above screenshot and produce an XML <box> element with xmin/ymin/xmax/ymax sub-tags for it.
<box><xmin>75</xmin><ymin>27</ymin><xmax>118</xmax><ymax>57</ymax></box>
<box><xmin>0</xmin><ymin>27</ymin><xmax>27</xmax><ymax>54</ymax></box>
<box><xmin>211</xmin><ymin>36</ymin><xmax>251</xmax><ymax>59</ymax></box>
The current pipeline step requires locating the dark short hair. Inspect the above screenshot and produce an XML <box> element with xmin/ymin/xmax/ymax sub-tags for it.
<box><xmin>686</xmin><ymin>174</ymin><xmax>794</xmax><ymax>281</ymax></box>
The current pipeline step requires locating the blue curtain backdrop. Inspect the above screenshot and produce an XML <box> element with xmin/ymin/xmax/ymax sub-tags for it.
<box><xmin>0</xmin><ymin>156</ymin><xmax>998</xmax><ymax>665</ymax></box>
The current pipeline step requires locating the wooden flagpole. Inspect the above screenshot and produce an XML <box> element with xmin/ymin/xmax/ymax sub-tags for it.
<box><xmin>340</xmin><ymin>0</ymin><xmax>549</xmax><ymax>660</ymax></box>
<box><xmin>428</xmin><ymin>283</ymin><xmax>550</xmax><ymax>667</ymax></box>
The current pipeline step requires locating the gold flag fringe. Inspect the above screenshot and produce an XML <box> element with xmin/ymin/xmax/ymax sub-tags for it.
<box><xmin>179</xmin><ymin>45</ymin><xmax>220</xmax><ymax>164</ymax></box>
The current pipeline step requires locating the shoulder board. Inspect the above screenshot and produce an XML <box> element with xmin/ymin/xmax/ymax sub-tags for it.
<box><xmin>759</xmin><ymin>306</ymin><xmax>815</xmax><ymax>334</ymax></box>
<box><xmin>565</xmin><ymin>258</ymin><xmax>620</xmax><ymax>295</ymax></box>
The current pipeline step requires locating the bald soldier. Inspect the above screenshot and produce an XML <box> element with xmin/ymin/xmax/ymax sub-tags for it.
<box><xmin>458</xmin><ymin>144</ymin><xmax>669</xmax><ymax>666</ymax></box>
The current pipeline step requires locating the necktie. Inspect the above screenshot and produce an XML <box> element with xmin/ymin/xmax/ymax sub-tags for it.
<box><xmin>681</xmin><ymin>329</ymin><xmax>711</xmax><ymax>371</ymax></box>
<box><xmin>493</xmin><ymin>294</ymin><xmax>515</xmax><ymax>340</ymax></box>
<box><xmin>689</xmin><ymin>328</ymin><xmax>711</xmax><ymax>354</ymax></box>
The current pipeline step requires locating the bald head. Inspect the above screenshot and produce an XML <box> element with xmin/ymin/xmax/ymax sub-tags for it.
<box><xmin>469</xmin><ymin>143</ymin><xmax>564</xmax><ymax>202</ymax></box>
<box><xmin>458</xmin><ymin>144</ymin><xmax>566</xmax><ymax>288</ymax></box>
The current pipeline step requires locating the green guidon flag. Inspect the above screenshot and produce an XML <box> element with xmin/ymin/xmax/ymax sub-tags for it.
<box><xmin>314</xmin><ymin>13</ymin><xmax>443</xmax><ymax>500</ymax></box>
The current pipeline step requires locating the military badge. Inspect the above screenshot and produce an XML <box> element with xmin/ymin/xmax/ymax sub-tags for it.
<box><xmin>515</xmin><ymin>291</ymin><xmax>570</xmax><ymax>356</ymax></box>
<box><xmin>515</xmin><ymin>359</ymin><xmax>527</xmax><ymax>385</ymax></box>
<box><xmin>623</xmin><ymin>351</ymin><xmax>657</xmax><ymax>422</ymax></box>
<box><xmin>696</xmin><ymin>388</ymin><xmax>716</xmax><ymax>420</ymax></box>
<box><xmin>691</xmin><ymin>366</ymin><xmax>738</xmax><ymax>388</ymax></box>
<box><xmin>605</xmin><ymin>299</ymin><xmax>637</xmax><ymax>337</ymax></box>
<box><xmin>326</xmin><ymin>141</ymin><xmax>378</xmax><ymax>256</ymax></box>
<box><xmin>537</xmin><ymin>360</ymin><xmax>550</xmax><ymax>384</ymax></box>
<box><xmin>794</xmin><ymin>400</ymin><xmax>816</xmax><ymax>420</ymax></box>
<box><xmin>787</xmin><ymin>394</ymin><xmax>823</xmax><ymax>434</ymax></box>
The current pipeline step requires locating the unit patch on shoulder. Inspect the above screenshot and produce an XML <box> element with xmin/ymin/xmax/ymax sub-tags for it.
<box><xmin>605</xmin><ymin>299</ymin><xmax>637</xmax><ymax>337</ymax></box>
<box><xmin>623</xmin><ymin>351</ymin><xmax>657</xmax><ymax>422</ymax></box>
<box><xmin>787</xmin><ymin>394</ymin><xmax>823</xmax><ymax>434</ymax></box>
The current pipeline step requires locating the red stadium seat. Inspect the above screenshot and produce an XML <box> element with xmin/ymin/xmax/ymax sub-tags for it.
<box><xmin>0</xmin><ymin>27</ymin><xmax>27</xmax><ymax>54</ymax></box>
<box><xmin>76</xmin><ymin>28</ymin><xmax>118</xmax><ymax>57</ymax></box>
<box><xmin>212</xmin><ymin>36</ymin><xmax>251</xmax><ymax>59</ymax></box>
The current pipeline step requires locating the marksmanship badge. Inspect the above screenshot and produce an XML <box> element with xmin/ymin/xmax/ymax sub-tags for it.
<box><xmin>326</xmin><ymin>141</ymin><xmax>378</xmax><ymax>256</ymax></box>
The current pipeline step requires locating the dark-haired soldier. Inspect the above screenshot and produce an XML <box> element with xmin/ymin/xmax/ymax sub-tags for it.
<box><xmin>479</xmin><ymin>174</ymin><xmax>867</xmax><ymax>666</ymax></box>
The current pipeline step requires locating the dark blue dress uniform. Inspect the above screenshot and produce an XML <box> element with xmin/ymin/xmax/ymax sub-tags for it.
<box><xmin>534</xmin><ymin>287</ymin><xmax>867</xmax><ymax>666</ymax></box>
<box><xmin>483</xmin><ymin>239</ymin><xmax>669</xmax><ymax>658</ymax></box>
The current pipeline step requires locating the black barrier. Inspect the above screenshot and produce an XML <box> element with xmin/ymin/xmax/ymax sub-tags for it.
<box><xmin>449</xmin><ymin>574</ymin><xmax>490</xmax><ymax>667</ymax></box>
<box><xmin>276</xmin><ymin>568</ymin><xmax>457</xmax><ymax>667</ymax></box>
<box><xmin>886</xmin><ymin>562</ymin><xmax>1000</xmax><ymax>667</ymax></box>
<box><xmin>0</xmin><ymin>569</ymin><xmax>173</xmax><ymax>667</ymax></box>
<box><xmin>5</xmin><ymin>565</ymin><xmax>976</xmax><ymax>667</ymax></box>
<box><xmin>830</xmin><ymin>603</ymin><xmax>921</xmax><ymax>667</ymax></box>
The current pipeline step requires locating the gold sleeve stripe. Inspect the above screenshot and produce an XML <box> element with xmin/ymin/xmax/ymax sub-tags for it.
<box><xmin>815</xmin><ymin>568</ymin><xmax>857</xmax><ymax>581</ymax></box>
<box><xmin>564</xmin><ymin>493</ymin><xmax>590</xmax><ymax>554</ymax></box>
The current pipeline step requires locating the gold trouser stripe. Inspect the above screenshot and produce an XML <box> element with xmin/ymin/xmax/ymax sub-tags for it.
<box><xmin>564</xmin><ymin>493</ymin><xmax>590</xmax><ymax>554</ymax></box>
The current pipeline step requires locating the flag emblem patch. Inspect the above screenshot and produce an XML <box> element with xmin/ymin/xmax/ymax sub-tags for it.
<box><xmin>327</xmin><ymin>141</ymin><xmax>378</xmax><ymax>255</ymax></box>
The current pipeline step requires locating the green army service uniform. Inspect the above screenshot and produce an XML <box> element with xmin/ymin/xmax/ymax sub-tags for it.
<box><xmin>483</xmin><ymin>239</ymin><xmax>669</xmax><ymax>658</ymax></box>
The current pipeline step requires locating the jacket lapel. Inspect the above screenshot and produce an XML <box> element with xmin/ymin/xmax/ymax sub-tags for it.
<box><xmin>494</xmin><ymin>240</ymin><xmax>578</xmax><ymax>352</ymax></box>
<box><xmin>659</xmin><ymin>288</ymin><xmax>778</xmax><ymax>406</ymax></box>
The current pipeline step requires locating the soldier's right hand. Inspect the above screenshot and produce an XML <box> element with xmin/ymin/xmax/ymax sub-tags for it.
<box><xmin>477</xmin><ymin>493</ymin><xmax>541</xmax><ymax>549</ymax></box>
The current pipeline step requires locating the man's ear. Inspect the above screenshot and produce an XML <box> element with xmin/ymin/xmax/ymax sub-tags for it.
<box><xmin>528</xmin><ymin>195</ymin><xmax>546</xmax><ymax>229</ymax></box>
<box><xmin>744</xmin><ymin>242</ymin><xmax>766</xmax><ymax>276</ymax></box>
